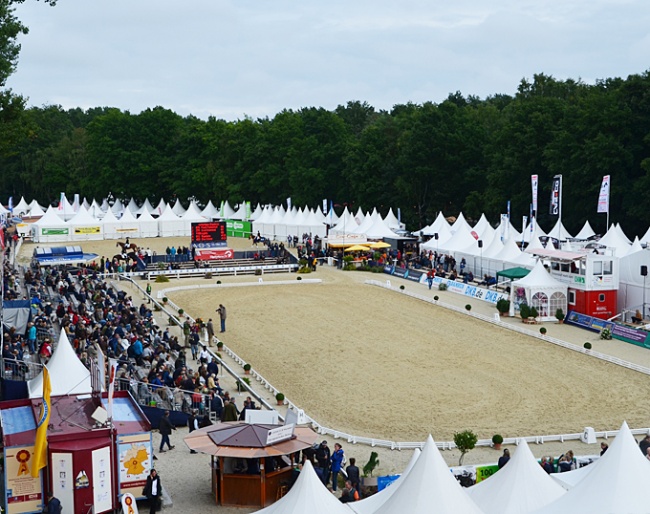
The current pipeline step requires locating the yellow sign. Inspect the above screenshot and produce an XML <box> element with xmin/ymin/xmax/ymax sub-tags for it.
<box><xmin>74</xmin><ymin>226</ymin><xmax>101</xmax><ymax>234</ymax></box>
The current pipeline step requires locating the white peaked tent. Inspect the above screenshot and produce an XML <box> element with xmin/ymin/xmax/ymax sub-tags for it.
<box><xmin>364</xmin><ymin>217</ymin><xmax>401</xmax><ymax>239</ymax></box>
<box><xmin>171</xmin><ymin>198</ymin><xmax>187</xmax><ymax>216</ymax></box>
<box><xmin>496</xmin><ymin>217</ymin><xmax>522</xmax><ymax>242</ymax></box>
<box><xmin>304</xmin><ymin>209</ymin><xmax>327</xmax><ymax>237</ymax></box>
<box><xmin>27</xmin><ymin>201</ymin><xmax>46</xmax><ymax>218</ymax></box>
<box><xmin>535</xmin><ymin>422</ymin><xmax>650</xmax><ymax>514</ymax></box>
<box><xmin>420</xmin><ymin>212</ymin><xmax>451</xmax><ymax>236</ymax></box>
<box><xmin>550</xmin><ymin>460</ymin><xmax>596</xmax><ymax>490</ymax></box>
<box><xmin>450</xmin><ymin>212</ymin><xmax>472</xmax><ymax>234</ymax></box>
<box><xmin>383</xmin><ymin>208</ymin><xmax>403</xmax><ymax>230</ymax></box>
<box><xmin>351</xmin><ymin>211</ymin><xmax>375</xmax><ymax>235</ymax></box>
<box><xmin>473</xmin><ymin>214</ymin><xmax>496</xmax><ymax>240</ymax></box>
<box><xmin>157</xmin><ymin>205</ymin><xmax>185</xmax><ymax>237</ymax></box>
<box><xmin>330</xmin><ymin>207</ymin><xmax>358</xmax><ymax>235</ymax></box>
<box><xmin>101</xmin><ymin>208</ymin><xmax>121</xmax><ymax>239</ymax></box>
<box><xmin>231</xmin><ymin>202</ymin><xmax>248</xmax><ymax>220</ymax></box>
<box><xmin>420</xmin><ymin>222</ymin><xmax>453</xmax><ymax>251</ymax></box>
<box><xmin>136</xmin><ymin>198</ymin><xmax>156</xmax><ymax>215</ymax></box>
<box><xmin>137</xmin><ymin>209</ymin><xmax>159</xmax><ymax>238</ymax></box>
<box><xmin>116</xmin><ymin>208</ymin><xmax>141</xmax><ymax>238</ymax></box>
<box><xmin>467</xmin><ymin>439</ymin><xmax>565</xmax><ymax>514</ymax></box>
<box><xmin>325</xmin><ymin>205</ymin><xmax>340</xmax><ymax>226</ymax></box>
<box><xmin>253</xmin><ymin>460</ymin><xmax>350</xmax><ymax>514</ymax></box>
<box><xmin>219</xmin><ymin>200</ymin><xmax>236</xmax><ymax>219</ymax></box>
<box><xmin>58</xmin><ymin>195</ymin><xmax>76</xmax><ymax>220</ymax></box>
<box><xmin>13</xmin><ymin>196</ymin><xmax>29</xmax><ymax>215</ymax></box>
<box><xmin>349</xmin><ymin>449</ymin><xmax>421</xmax><ymax>514</ymax></box>
<box><xmin>574</xmin><ymin>221</ymin><xmax>596</xmax><ymax>240</ymax></box>
<box><xmin>252</xmin><ymin>206</ymin><xmax>272</xmax><ymax>237</ymax></box>
<box><xmin>598</xmin><ymin>225</ymin><xmax>631</xmax><ymax>256</ymax></box>
<box><xmin>438</xmin><ymin>225</ymin><xmax>477</xmax><ymax>254</ymax></box>
<box><xmin>181</xmin><ymin>202</ymin><xmax>208</xmax><ymax>232</ymax></box>
<box><xmin>154</xmin><ymin>198</ymin><xmax>167</xmax><ymax>216</ymax></box>
<box><xmin>32</xmin><ymin>206</ymin><xmax>71</xmax><ymax>243</ymax></box>
<box><xmin>201</xmin><ymin>200</ymin><xmax>220</xmax><ymax>220</ymax></box>
<box><xmin>111</xmin><ymin>199</ymin><xmax>125</xmax><ymax>216</ymax></box>
<box><xmin>88</xmin><ymin>200</ymin><xmax>103</xmax><ymax>218</ymax></box>
<box><xmin>68</xmin><ymin>206</ymin><xmax>103</xmax><ymax>241</ymax></box>
<box><xmin>28</xmin><ymin>331</ymin><xmax>92</xmax><ymax>397</ymax></box>
<box><xmin>481</xmin><ymin>233</ymin><xmax>505</xmax><ymax>259</ymax></box>
<box><xmin>616</xmin><ymin>223</ymin><xmax>632</xmax><ymax>244</ymax></box>
<box><xmin>373</xmin><ymin>436</ymin><xmax>483</xmax><ymax>514</ymax></box>
<box><xmin>354</xmin><ymin>207</ymin><xmax>365</xmax><ymax>224</ymax></box>
<box><xmin>100</xmin><ymin>198</ymin><xmax>110</xmax><ymax>212</ymax></box>
<box><xmin>546</xmin><ymin>219</ymin><xmax>573</xmax><ymax>240</ymax></box>
<box><xmin>126</xmin><ymin>198</ymin><xmax>139</xmax><ymax>213</ymax></box>
<box><xmin>250</xmin><ymin>203</ymin><xmax>263</xmax><ymax>221</ymax></box>
<box><xmin>511</xmin><ymin>261</ymin><xmax>567</xmax><ymax>320</ymax></box>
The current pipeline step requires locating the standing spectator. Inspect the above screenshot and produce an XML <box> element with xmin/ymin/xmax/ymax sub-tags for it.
<box><xmin>206</xmin><ymin>318</ymin><xmax>215</xmax><ymax>345</ymax></box>
<box><xmin>46</xmin><ymin>493</ymin><xmax>62</xmax><ymax>514</ymax></box>
<box><xmin>146</xmin><ymin>282</ymin><xmax>152</xmax><ymax>304</ymax></box>
<box><xmin>345</xmin><ymin>457</ymin><xmax>361</xmax><ymax>497</ymax></box>
<box><xmin>498</xmin><ymin>448</ymin><xmax>510</xmax><ymax>469</ymax></box>
<box><xmin>143</xmin><ymin>469</ymin><xmax>162</xmax><ymax>514</ymax></box>
<box><xmin>600</xmin><ymin>442</ymin><xmax>609</xmax><ymax>456</ymax></box>
<box><xmin>222</xmin><ymin>398</ymin><xmax>238</xmax><ymax>422</ymax></box>
<box><xmin>27</xmin><ymin>322</ymin><xmax>37</xmax><ymax>354</ymax></box>
<box><xmin>640</xmin><ymin>435</ymin><xmax>650</xmax><ymax>455</ymax></box>
<box><xmin>187</xmin><ymin>410</ymin><xmax>199</xmax><ymax>454</ymax></box>
<box><xmin>316</xmin><ymin>441</ymin><xmax>331</xmax><ymax>485</ymax></box>
<box><xmin>330</xmin><ymin>443</ymin><xmax>345</xmax><ymax>491</ymax></box>
<box><xmin>158</xmin><ymin>411</ymin><xmax>175</xmax><ymax>452</ymax></box>
<box><xmin>216</xmin><ymin>304</ymin><xmax>227</xmax><ymax>333</ymax></box>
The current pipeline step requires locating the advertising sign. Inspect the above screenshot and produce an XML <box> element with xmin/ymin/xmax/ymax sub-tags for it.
<box><xmin>73</xmin><ymin>226</ymin><xmax>101</xmax><ymax>234</ymax></box>
<box><xmin>191</xmin><ymin>222</ymin><xmax>227</xmax><ymax>244</ymax></box>
<box><xmin>41</xmin><ymin>228</ymin><xmax>69</xmax><ymax>236</ymax></box>
<box><xmin>265</xmin><ymin>424</ymin><xmax>294</xmax><ymax>445</ymax></box>
<box><xmin>225</xmin><ymin>219</ymin><xmax>252</xmax><ymax>238</ymax></box>
<box><xmin>118</xmin><ymin>434</ymin><xmax>153</xmax><ymax>497</ymax></box>
<box><xmin>194</xmin><ymin>248</ymin><xmax>234</xmax><ymax>261</ymax></box>
<box><xmin>5</xmin><ymin>446</ymin><xmax>43</xmax><ymax>514</ymax></box>
<box><xmin>92</xmin><ymin>446</ymin><xmax>113</xmax><ymax>513</ymax></box>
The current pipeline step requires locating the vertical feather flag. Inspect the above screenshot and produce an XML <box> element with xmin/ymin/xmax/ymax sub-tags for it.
<box><xmin>31</xmin><ymin>366</ymin><xmax>51</xmax><ymax>478</ymax></box>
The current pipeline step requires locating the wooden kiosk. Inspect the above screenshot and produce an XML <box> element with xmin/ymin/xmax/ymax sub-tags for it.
<box><xmin>184</xmin><ymin>422</ymin><xmax>317</xmax><ymax>508</ymax></box>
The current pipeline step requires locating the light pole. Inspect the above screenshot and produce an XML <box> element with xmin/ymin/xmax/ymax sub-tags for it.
<box><xmin>643</xmin><ymin>265</ymin><xmax>648</xmax><ymax>320</ymax></box>
<box><xmin>479</xmin><ymin>240</ymin><xmax>483</xmax><ymax>279</ymax></box>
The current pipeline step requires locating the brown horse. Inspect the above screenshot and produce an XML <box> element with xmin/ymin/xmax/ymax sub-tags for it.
<box><xmin>116</xmin><ymin>241</ymin><xmax>138</xmax><ymax>253</ymax></box>
<box><xmin>112</xmin><ymin>251</ymin><xmax>138</xmax><ymax>263</ymax></box>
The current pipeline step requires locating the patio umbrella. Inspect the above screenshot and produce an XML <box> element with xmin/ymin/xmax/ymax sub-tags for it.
<box><xmin>344</xmin><ymin>245</ymin><xmax>370</xmax><ymax>252</ymax></box>
<box><xmin>368</xmin><ymin>241</ymin><xmax>391</xmax><ymax>249</ymax></box>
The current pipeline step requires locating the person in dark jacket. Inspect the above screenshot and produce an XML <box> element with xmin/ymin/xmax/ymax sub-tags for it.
<box><xmin>187</xmin><ymin>410</ymin><xmax>199</xmax><ymax>454</ymax></box>
<box><xmin>143</xmin><ymin>469</ymin><xmax>162</xmax><ymax>514</ymax></box>
<box><xmin>46</xmin><ymin>493</ymin><xmax>62</xmax><ymax>514</ymax></box>
<box><xmin>345</xmin><ymin>457</ymin><xmax>361</xmax><ymax>497</ymax></box>
<box><xmin>158</xmin><ymin>411</ymin><xmax>175</xmax><ymax>452</ymax></box>
<box><xmin>498</xmin><ymin>448</ymin><xmax>510</xmax><ymax>469</ymax></box>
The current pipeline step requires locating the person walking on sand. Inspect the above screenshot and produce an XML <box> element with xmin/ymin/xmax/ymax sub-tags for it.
<box><xmin>158</xmin><ymin>411</ymin><xmax>176</xmax><ymax>452</ymax></box>
<box><xmin>206</xmin><ymin>318</ymin><xmax>215</xmax><ymax>345</ymax></box>
<box><xmin>146</xmin><ymin>282</ymin><xmax>152</xmax><ymax>303</ymax></box>
<box><xmin>216</xmin><ymin>304</ymin><xmax>227</xmax><ymax>333</ymax></box>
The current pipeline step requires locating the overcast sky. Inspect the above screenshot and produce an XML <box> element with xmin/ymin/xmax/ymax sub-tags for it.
<box><xmin>6</xmin><ymin>0</ymin><xmax>650</xmax><ymax>121</ymax></box>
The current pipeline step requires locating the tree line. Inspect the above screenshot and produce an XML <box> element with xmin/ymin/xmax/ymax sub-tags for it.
<box><xmin>1</xmin><ymin>3</ymin><xmax>649</xmax><ymax>235</ymax></box>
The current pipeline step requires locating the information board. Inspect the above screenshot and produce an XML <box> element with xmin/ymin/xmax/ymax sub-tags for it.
<box><xmin>191</xmin><ymin>222</ymin><xmax>227</xmax><ymax>244</ymax></box>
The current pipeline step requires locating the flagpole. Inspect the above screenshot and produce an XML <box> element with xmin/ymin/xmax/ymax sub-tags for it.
<box><xmin>558</xmin><ymin>175</ymin><xmax>563</xmax><ymax>242</ymax></box>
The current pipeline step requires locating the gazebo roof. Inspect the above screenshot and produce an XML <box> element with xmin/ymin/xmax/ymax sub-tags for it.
<box><xmin>184</xmin><ymin>422</ymin><xmax>317</xmax><ymax>458</ymax></box>
<box><xmin>497</xmin><ymin>267</ymin><xmax>532</xmax><ymax>280</ymax></box>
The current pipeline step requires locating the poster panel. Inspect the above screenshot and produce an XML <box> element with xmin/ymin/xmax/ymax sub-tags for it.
<box><xmin>92</xmin><ymin>447</ymin><xmax>113</xmax><ymax>513</ymax></box>
<box><xmin>51</xmin><ymin>453</ymin><xmax>74</xmax><ymax>514</ymax></box>
<box><xmin>5</xmin><ymin>446</ymin><xmax>42</xmax><ymax>514</ymax></box>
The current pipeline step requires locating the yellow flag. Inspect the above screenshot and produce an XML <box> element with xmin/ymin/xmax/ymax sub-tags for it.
<box><xmin>31</xmin><ymin>366</ymin><xmax>51</xmax><ymax>478</ymax></box>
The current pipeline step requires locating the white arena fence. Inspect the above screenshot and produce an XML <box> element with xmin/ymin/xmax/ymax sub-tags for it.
<box><xmin>118</xmin><ymin>274</ymin><xmax>650</xmax><ymax>451</ymax></box>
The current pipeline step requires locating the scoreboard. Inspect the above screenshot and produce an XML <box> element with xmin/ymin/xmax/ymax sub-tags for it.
<box><xmin>191</xmin><ymin>222</ymin><xmax>227</xmax><ymax>244</ymax></box>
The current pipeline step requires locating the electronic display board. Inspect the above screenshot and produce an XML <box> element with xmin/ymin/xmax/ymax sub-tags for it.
<box><xmin>191</xmin><ymin>222</ymin><xmax>227</xmax><ymax>244</ymax></box>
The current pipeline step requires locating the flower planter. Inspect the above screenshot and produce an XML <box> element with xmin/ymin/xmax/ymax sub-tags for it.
<box><xmin>361</xmin><ymin>476</ymin><xmax>378</xmax><ymax>487</ymax></box>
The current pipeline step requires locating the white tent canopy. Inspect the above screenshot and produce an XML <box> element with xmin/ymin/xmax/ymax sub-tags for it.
<box><xmin>201</xmin><ymin>200</ymin><xmax>220</xmax><ymax>220</ymax></box>
<box><xmin>598</xmin><ymin>224</ymin><xmax>632</xmax><ymax>256</ymax></box>
<box><xmin>467</xmin><ymin>439</ymin><xmax>565</xmax><ymax>514</ymax></box>
<box><xmin>68</xmin><ymin>205</ymin><xmax>104</xmax><ymax>241</ymax></box>
<box><xmin>157</xmin><ymin>205</ymin><xmax>185</xmax><ymax>237</ymax></box>
<box><xmin>349</xmin><ymin>449</ymin><xmax>421</xmax><ymax>514</ymax></box>
<box><xmin>254</xmin><ymin>460</ymin><xmax>350</xmax><ymax>514</ymax></box>
<box><xmin>373</xmin><ymin>435</ymin><xmax>483</xmax><ymax>514</ymax></box>
<box><xmin>450</xmin><ymin>212</ymin><xmax>472</xmax><ymax>234</ymax></box>
<box><xmin>536</xmin><ymin>421</ymin><xmax>650</xmax><ymax>514</ymax></box>
<box><xmin>546</xmin><ymin>219</ymin><xmax>573</xmax><ymax>240</ymax></box>
<box><xmin>31</xmin><ymin>206</ymin><xmax>71</xmax><ymax>243</ymax></box>
<box><xmin>574</xmin><ymin>221</ymin><xmax>596</xmax><ymax>240</ymax></box>
<box><xmin>511</xmin><ymin>261</ymin><xmax>567</xmax><ymax>320</ymax></box>
<box><xmin>137</xmin><ymin>209</ymin><xmax>159</xmax><ymax>238</ymax></box>
<box><xmin>171</xmin><ymin>198</ymin><xmax>187</xmax><ymax>216</ymax></box>
<box><xmin>28</xmin><ymin>330</ymin><xmax>92</xmax><ymax>397</ymax></box>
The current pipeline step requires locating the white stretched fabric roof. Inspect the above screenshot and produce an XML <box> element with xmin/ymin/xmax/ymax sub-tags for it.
<box><xmin>513</xmin><ymin>261</ymin><xmax>566</xmax><ymax>289</ymax></box>
<box><xmin>383</xmin><ymin>208</ymin><xmax>403</xmax><ymax>230</ymax></box>
<box><xmin>373</xmin><ymin>435</ymin><xmax>482</xmax><ymax>514</ymax></box>
<box><xmin>420</xmin><ymin>222</ymin><xmax>453</xmax><ymax>251</ymax></box>
<box><xmin>349</xmin><ymin>449</ymin><xmax>420</xmax><ymax>514</ymax></box>
<box><xmin>201</xmin><ymin>200</ymin><xmax>220</xmax><ymax>220</ymax></box>
<box><xmin>219</xmin><ymin>200</ymin><xmax>236</xmax><ymax>218</ymax></box>
<box><xmin>598</xmin><ymin>225</ymin><xmax>631</xmax><ymax>256</ymax></box>
<box><xmin>438</xmin><ymin>226</ymin><xmax>478</xmax><ymax>253</ymax></box>
<box><xmin>574</xmin><ymin>221</ymin><xmax>596</xmax><ymax>240</ymax></box>
<box><xmin>546</xmin><ymin>219</ymin><xmax>573</xmax><ymax>240</ymax></box>
<box><xmin>481</xmin><ymin>234</ymin><xmax>505</xmax><ymax>259</ymax></box>
<box><xmin>616</xmin><ymin>223</ymin><xmax>632</xmax><ymax>244</ymax></box>
<box><xmin>14</xmin><ymin>196</ymin><xmax>29</xmax><ymax>214</ymax></box>
<box><xmin>640</xmin><ymin>226</ymin><xmax>650</xmax><ymax>245</ymax></box>
<box><xmin>126</xmin><ymin>198</ymin><xmax>139</xmax><ymax>213</ymax></box>
<box><xmin>254</xmin><ymin>460</ymin><xmax>350</xmax><ymax>514</ymax></box>
<box><xmin>34</xmin><ymin>206</ymin><xmax>69</xmax><ymax>227</ymax></box>
<box><xmin>135</xmin><ymin>198</ymin><xmax>155</xmax><ymax>215</ymax></box>
<box><xmin>68</xmin><ymin>205</ymin><xmax>99</xmax><ymax>226</ymax></box>
<box><xmin>154</xmin><ymin>198</ymin><xmax>167</xmax><ymax>216</ymax></box>
<box><xmin>28</xmin><ymin>330</ymin><xmax>92</xmax><ymax>397</ymax></box>
<box><xmin>364</xmin><ymin>216</ymin><xmax>401</xmax><ymax>239</ymax></box>
<box><xmin>450</xmin><ymin>212</ymin><xmax>472</xmax><ymax>234</ymax></box>
<box><xmin>496</xmin><ymin>217</ymin><xmax>522</xmax><ymax>242</ymax></box>
<box><xmin>551</xmin><ymin>461</ymin><xmax>596</xmax><ymax>490</ymax></box>
<box><xmin>420</xmin><ymin>212</ymin><xmax>451</xmax><ymax>236</ymax></box>
<box><xmin>536</xmin><ymin>422</ymin><xmax>650</xmax><ymax>514</ymax></box>
<box><xmin>27</xmin><ymin>202</ymin><xmax>46</xmax><ymax>217</ymax></box>
<box><xmin>492</xmin><ymin>238</ymin><xmax>522</xmax><ymax>263</ymax></box>
<box><xmin>467</xmin><ymin>439</ymin><xmax>565</xmax><ymax>514</ymax></box>
<box><xmin>171</xmin><ymin>198</ymin><xmax>186</xmax><ymax>216</ymax></box>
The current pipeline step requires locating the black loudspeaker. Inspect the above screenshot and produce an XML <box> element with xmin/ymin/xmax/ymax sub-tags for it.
<box><xmin>478</xmin><ymin>240</ymin><xmax>483</xmax><ymax>248</ymax></box>
<box><xmin>434</xmin><ymin>233</ymin><xmax>439</xmax><ymax>240</ymax></box>
<box><xmin>642</xmin><ymin>265</ymin><xmax>648</xmax><ymax>277</ymax></box>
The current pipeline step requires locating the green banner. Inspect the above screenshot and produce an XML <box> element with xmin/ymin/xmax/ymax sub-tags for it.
<box><xmin>225</xmin><ymin>219</ymin><xmax>252</xmax><ymax>238</ymax></box>
<box><xmin>42</xmin><ymin>227</ymin><xmax>69</xmax><ymax>235</ymax></box>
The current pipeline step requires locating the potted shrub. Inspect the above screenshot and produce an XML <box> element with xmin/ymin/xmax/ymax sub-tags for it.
<box><xmin>540</xmin><ymin>327</ymin><xmax>547</xmax><ymax>335</ymax></box>
<box><xmin>519</xmin><ymin>303</ymin><xmax>530</xmax><ymax>321</ymax></box>
<box><xmin>178</xmin><ymin>308</ymin><xmax>184</xmax><ymax>316</ymax></box>
<box><xmin>217</xmin><ymin>280</ymin><xmax>222</xmax><ymax>284</ymax></box>
<box><xmin>434</xmin><ymin>295</ymin><xmax>439</xmax><ymax>301</ymax></box>
<box><xmin>297</xmin><ymin>276</ymin><xmax>302</xmax><ymax>281</ymax></box>
<box><xmin>162</xmin><ymin>296</ymin><xmax>168</xmax><ymax>304</ymax></box>
<box><xmin>529</xmin><ymin>306</ymin><xmax>539</xmax><ymax>320</ymax></box>
<box><xmin>465</xmin><ymin>304</ymin><xmax>472</xmax><ymax>311</ymax></box>
<box><xmin>204</xmin><ymin>272</ymin><xmax>213</xmax><ymax>279</ymax></box>
<box><xmin>216</xmin><ymin>341</ymin><xmax>224</xmax><ymax>351</ymax></box>
<box><xmin>275</xmin><ymin>392</ymin><xmax>285</xmax><ymax>405</ymax></box>
<box><xmin>555</xmin><ymin>308</ymin><xmax>565</xmax><ymax>324</ymax></box>
<box><xmin>243</xmin><ymin>363</ymin><xmax>252</xmax><ymax>375</ymax></box>
<box><xmin>400</xmin><ymin>285</ymin><xmax>405</xmax><ymax>290</ymax></box>
<box><xmin>492</xmin><ymin>434</ymin><xmax>504</xmax><ymax>450</ymax></box>
<box><xmin>438</xmin><ymin>283</ymin><xmax>447</xmax><ymax>291</ymax></box>
<box><xmin>584</xmin><ymin>342</ymin><xmax>592</xmax><ymax>350</ymax></box>
<box><xmin>362</xmin><ymin>451</ymin><xmax>380</xmax><ymax>487</ymax></box>
<box><xmin>454</xmin><ymin>430</ymin><xmax>478</xmax><ymax>465</ymax></box>
<box><xmin>155</xmin><ymin>275</ymin><xmax>169</xmax><ymax>283</ymax></box>
<box><xmin>496</xmin><ymin>299</ymin><xmax>510</xmax><ymax>316</ymax></box>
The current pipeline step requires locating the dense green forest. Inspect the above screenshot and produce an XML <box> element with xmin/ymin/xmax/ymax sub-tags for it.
<box><xmin>1</xmin><ymin>2</ymin><xmax>650</xmax><ymax>235</ymax></box>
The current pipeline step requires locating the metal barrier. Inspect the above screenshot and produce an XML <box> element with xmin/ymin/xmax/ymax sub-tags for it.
<box><xmin>1</xmin><ymin>358</ymin><xmax>44</xmax><ymax>381</ymax></box>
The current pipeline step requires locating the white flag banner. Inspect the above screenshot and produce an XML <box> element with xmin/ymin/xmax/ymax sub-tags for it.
<box><xmin>597</xmin><ymin>175</ymin><xmax>610</xmax><ymax>213</ymax></box>
<box><xmin>107</xmin><ymin>359</ymin><xmax>118</xmax><ymax>420</ymax></box>
<box><xmin>531</xmin><ymin>175</ymin><xmax>538</xmax><ymax>214</ymax></box>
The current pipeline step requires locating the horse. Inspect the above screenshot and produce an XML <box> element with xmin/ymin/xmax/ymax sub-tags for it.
<box><xmin>112</xmin><ymin>251</ymin><xmax>138</xmax><ymax>263</ymax></box>
<box><xmin>116</xmin><ymin>241</ymin><xmax>138</xmax><ymax>253</ymax></box>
